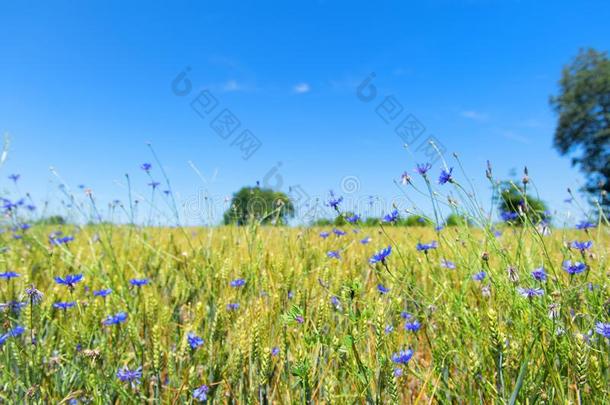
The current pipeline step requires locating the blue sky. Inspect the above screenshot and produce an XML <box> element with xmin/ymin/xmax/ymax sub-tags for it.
<box><xmin>1</xmin><ymin>1</ymin><xmax>608</xmax><ymax>225</ymax></box>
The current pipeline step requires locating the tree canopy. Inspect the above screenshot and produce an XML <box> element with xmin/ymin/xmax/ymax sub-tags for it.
<box><xmin>550</xmin><ymin>48</ymin><xmax>610</xmax><ymax>211</ymax></box>
<box><xmin>223</xmin><ymin>186</ymin><xmax>294</xmax><ymax>226</ymax></box>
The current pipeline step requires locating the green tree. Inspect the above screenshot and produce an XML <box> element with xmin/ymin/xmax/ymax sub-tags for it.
<box><xmin>550</xmin><ymin>48</ymin><xmax>610</xmax><ymax>211</ymax></box>
<box><xmin>223</xmin><ymin>186</ymin><xmax>294</xmax><ymax>226</ymax></box>
<box><xmin>498</xmin><ymin>181</ymin><xmax>549</xmax><ymax>225</ymax></box>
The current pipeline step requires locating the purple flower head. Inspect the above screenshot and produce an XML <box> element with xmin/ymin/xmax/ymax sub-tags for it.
<box><xmin>226</xmin><ymin>302</ymin><xmax>239</xmax><ymax>311</ymax></box>
<box><xmin>130</xmin><ymin>278</ymin><xmax>149</xmax><ymax>287</ymax></box>
<box><xmin>346</xmin><ymin>214</ymin><xmax>360</xmax><ymax>224</ymax></box>
<box><xmin>595</xmin><ymin>322</ymin><xmax>610</xmax><ymax>339</ymax></box>
<box><xmin>50</xmin><ymin>235</ymin><xmax>74</xmax><ymax>246</ymax></box>
<box><xmin>377</xmin><ymin>284</ymin><xmax>390</xmax><ymax>294</ymax></box>
<box><xmin>327</xmin><ymin>250</ymin><xmax>341</xmax><ymax>259</ymax></box>
<box><xmin>140</xmin><ymin>163</ymin><xmax>152</xmax><ymax>172</ymax></box>
<box><xmin>472</xmin><ymin>271</ymin><xmax>486</xmax><ymax>281</ymax></box>
<box><xmin>327</xmin><ymin>196</ymin><xmax>343</xmax><ymax>210</ymax></box>
<box><xmin>531</xmin><ymin>267</ymin><xmax>547</xmax><ymax>281</ymax></box>
<box><xmin>53</xmin><ymin>301</ymin><xmax>76</xmax><ymax>311</ymax></box>
<box><xmin>570</xmin><ymin>240</ymin><xmax>593</xmax><ymax>252</ymax></box>
<box><xmin>117</xmin><ymin>366</ymin><xmax>142</xmax><ymax>387</ymax></box>
<box><xmin>501</xmin><ymin>211</ymin><xmax>519</xmax><ymax>222</ymax></box>
<box><xmin>369</xmin><ymin>245</ymin><xmax>392</xmax><ymax>264</ymax></box>
<box><xmin>187</xmin><ymin>332</ymin><xmax>204</xmax><ymax>349</ymax></box>
<box><xmin>295</xmin><ymin>315</ymin><xmax>304</xmax><ymax>324</ymax></box>
<box><xmin>54</xmin><ymin>274</ymin><xmax>83</xmax><ymax>289</ymax></box>
<box><xmin>393</xmin><ymin>367</ymin><xmax>403</xmax><ymax>377</ymax></box>
<box><xmin>0</xmin><ymin>271</ymin><xmax>20</xmax><ymax>280</ymax></box>
<box><xmin>400</xmin><ymin>171</ymin><xmax>411</xmax><ymax>185</ymax></box>
<box><xmin>440</xmin><ymin>259</ymin><xmax>456</xmax><ymax>269</ymax></box>
<box><xmin>230</xmin><ymin>278</ymin><xmax>246</xmax><ymax>288</ymax></box>
<box><xmin>332</xmin><ymin>228</ymin><xmax>346</xmax><ymax>237</ymax></box>
<box><xmin>103</xmin><ymin>312</ymin><xmax>128</xmax><ymax>326</ymax></box>
<box><xmin>193</xmin><ymin>384</ymin><xmax>209</xmax><ymax>402</ymax></box>
<box><xmin>405</xmin><ymin>320</ymin><xmax>421</xmax><ymax>332</ymax></box>
<box><xmin>416</xmin><ymin>241</ymin><xmax>438</xmax><ymax>252</ymax></box>
<box><xmin>8</xmin><ymin>174</ymin><xmax>20</xmax><ymax>183</ymax></box>
<box><xmin>360</xmin><ymin>236</ymin><xmax>371</xmax><ymax>245</ymax></box>
<box><xmin>0</xmin><ymin>325</ymin><xmax>25</xmax><ymax>346</ymax></box>
<box><xmin>562</xmin><ymin>260</ymin><xmax>586</xmax><ymax>275</ymax></box>
<box><xmin>271</xmin><ymin>347</ymin><xmax>280</xmax><ymax>356</ymax></box>
<box><xmin>438</xmin><ymin>167</ymin><xmax>453</xmax><ymax>185</ymax></box>
<box><xmin>391</xmin><ymin>349</ymin><xmax>414</xmax><ymax>365</ymax></box>
<box><xmin>93</xmin><ymin>289</ymin><xmax>112</xmax><ymax>298</ymax></box>
<box><xmin>517</xmin><ymin>287</ymin><xmax>544</xmax><ymax>299</ymax></box>
<box><xmin>575</xmin><ymin>220</ymin><xmax>595</xmax><ymax>230</ymax></box>
<box><xmin>383</xmin><ymin>209</ymin><xmax>399</xmax><ymax>223</ymax></box>
<box><xmin>148</xmin><ymin>181</ymin><xmax>160</xmax><ymax>189</ymax></box>
<box><xmin>401</xmin><ymin>311</ymin><xmax>412</xmax><ymax>319</ymax></box>
<box><xmin>416</xmin><ymin>163</ymin><xmax>432</xmax><ymax>176</ymax></box>
<box><xmin>319</xmin><ymin>231</ymin><xmax>330</xmax><ymax>239</ymax></box>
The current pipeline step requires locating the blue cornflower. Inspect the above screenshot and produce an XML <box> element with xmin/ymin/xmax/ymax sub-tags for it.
<box><xmin>369</xmin><ymin>245</ymin><xmax>392</xmax><ymax>264</ymax></box>
<box><xmin>383</xmin><ymin>210</ymin><xmax>399</xmax><ymax>223</ymax></box>
<box><xmin>501</xmin><ymin>211</ymin><xmax>519</xmax><ymax>222</ymax></box>
<box><xmin>570</xmin><ymin>240</ymin><xmax>593</xmax><ymax>252</ymax></box>
<box><xmin>0</xmin><ymin>325</ymin><xmax>25</xmax><ymax>345</ymax></box>
<box><xmin>103</xmin><ymin>312</ymin><xmax>128</xmax><ymax>326</ymax></box>
<box><xmin>193</xmin><ymin>384</ymin><xmax>209</xmax><ymax>402</ymax></box>
<box><xmin>391</xmin><ymin>349</ymin><xmax>414</xmax><ymax>365</ymax></box>
<box><xmin>333</xmin><ymin>228</ymin><xmax>346</xmax><ymax>237</ymax></box>
<box><xmin>8</xmin><ymin>174</ymin><xmax>20</xmax><ymax>183</ymax></box>
<box><xmin>130</xmin><ymin>278</ymin><xmax>149</xmax><ymax>287</ymax></box>
<box><xmin>117</xmin><ymin>366</ymin><xmax>142</xmax><ymax>387</ymax></box>
<box><xmin>360</xmin><ymin>236</ymin><xmax>371</xmax><ymax>245</ymax></box>
<box><xmin>295</xmin><ymin>315</ymin><xmax>304</xmax><ymax>324</ymax></box>
<box><xmin>531</xmin><ymin>267</ymin><xmax>547</xmax><ymax>281</ymax></box>
<box><xmin>187</xmin><ymin>332</ymin><xmax>204</xmax><ymax>349</ymax></box>
<box><xmin>517</xmin><ymin>287</ymin><xmax>544</xmax><ymax>298</ymax></box>
<box><xmin>271</xmin><ymin>347</ymin><xmax>280</xmax><ymax>356</ymax></box>
<box><xmin>93</xmin><ymin>289</ymin><xmax>112</xmax><ymax>298</ymax></box>
<box><xmin>575</xmin><ymin>220</ymin><xmax>595</xmax><ymax>230</ymax></box>
<box><xmin>54</xmin><ymin>274</ymin><xmax>83</xmax><ymax>289</ymax></box>
<box><xmin>400</xmin><ymin>171</ymin><xmax>411</xmax><ymax>185</ymax></box>
<box><xmin>393</xmin><ymin>367</ymin><xmax>403</xmax><ymax>377</ymax></box>
<box><xmin>416</xmin><ymin>163</ymin><xmax>432</xmax><ymax>176</ymax></box>
<box><xmin>346</xmin><ymin>214</ymin><xmax>360</xmax><ymax>224</ymax></box>
<box><xmin>53</xmin><ymin>301</ymin><xmax>76</xmax><ymax>311</ymax></box>
<box><xmin>330</xmin><ymin>296</ymin><xmax>341</xmax><ymax>310</ymax></box>
<box><xmin>0</xmin><ymin>271</ymin><xmax>20</xmax><ymax>280</ymax></box>
<box><xmin>319</xmin><ymin>231</ymin><xmax>330</xmax><ymax>239</ymax></box>
<box><xmin>440</xmin><ymin>259</ymin><xmax>456</xmax><ymax>269</ymax></box>
<box><xmin>141</xmin><ymin>163</ymin><xmax>152</xmax><ymax>172</ymax></box>
<box><xmin>0</xmin><ymin>301</ymin><xmax>27</xmax><ymax>312</ymax></box>
<box><xmin>226</xmin><ymin>303</ymin><xmax>239</xmax><ymax>311</ymax></box>
<box><xmin>50</xmin><ymin>235</ymin><xmax>75</xmax><ymax>245</ymax></box>
<box><xmin>385</xmin><ymin>325</ymin><xmax>394</xmax><ymax>334</ymax></box>
<box><xmin>595</xmin><ymin>322</ymin><xmax>610</xmax><ymax>339</ymax></box>
<box><xmin>25</xmin><ymin>285</ymin><xmax>44</xmax><ymax>304</ymax></box>
<box><xmin>327</xmin><ymin>250</ymin><xmax>341</xmax><ymax>259</ymax></box>
<box><xmin>562</xmin><ymin>260</ymin><xmax>586</xmax><ymax>275</ymax></box>
<box><xmin>148</xmin><ymin>181</ymin><xmax>160</xmax><ymax>189</ymax></box>
<box><xmin>377</xmin><ymin>284</ymin><xmax>390</xmax><ymax>294</ymax></box>
<box><xmin>472</xmin><ymin>271</ymin><xmax>486</xmax><ymax>281</ymax></box>
<box><xmin>230</xmin><ymin>278</ymin><xmax>246</xmax><ymax>288</ymax></box>
<box><xmin>400</xmin><ymin>311</ymin><xmax>412</xmax><ymax>319</ymax></box>
<box><xmin>327</xmin><ymin>196</ymin><xmax>343</xmax><ymax>210</ymax></box>
<box><xmin>405</xmin><ymin>320</ymin><xmax>421</xmax><ymax>332</ymax></box>
<box><xmin>438</xmin><ymin>168</ymin><xmax>453</xmax><ymax>185</ymax></box>
<box><xmin>416</xmin><ymin>241</ymin><xmax>438</xmax><ymax>252</ymax></box>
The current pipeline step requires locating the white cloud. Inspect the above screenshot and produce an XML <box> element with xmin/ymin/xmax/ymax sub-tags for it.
<box><xmin>293</xmin><ymin>82</ymin><xmax>311</xmax><ymax>94</ymax></box>
<box><xmin>460</xmin><ymin>110</ymin><xmax>488</xmax><ymax>121</ymax></box>
<box><xmin>223</xmin><ymin>79</ymin><xmax>242</xmax><ymax>92</ymax></box>
<box><xmin>501</xmin><ymin>130</ymin><xmax>531</xmax><ymax>144</ymax></box>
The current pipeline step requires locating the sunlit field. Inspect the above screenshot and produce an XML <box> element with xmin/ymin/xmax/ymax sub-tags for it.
<box><xmin>1</xmin><ymin>216</ymin><xmax>608</xmax><ymax>403</ymax></box>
